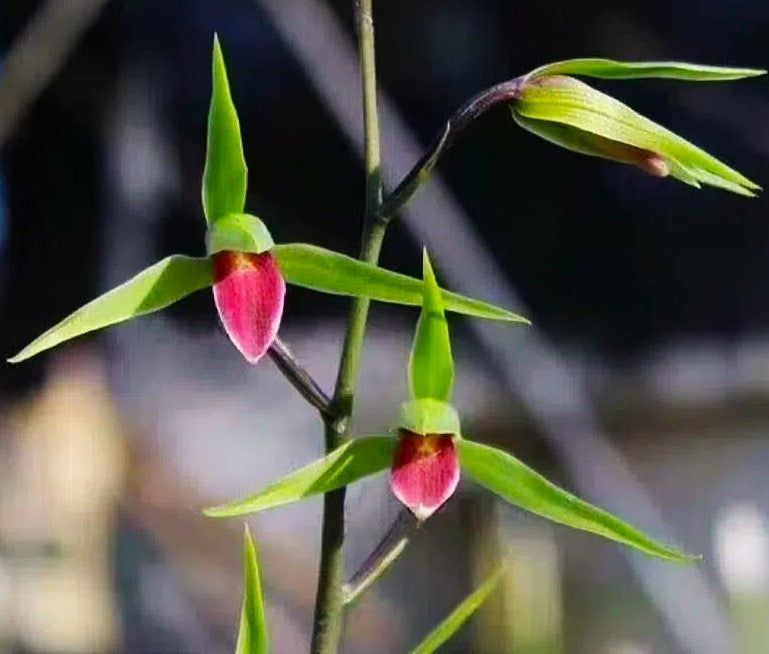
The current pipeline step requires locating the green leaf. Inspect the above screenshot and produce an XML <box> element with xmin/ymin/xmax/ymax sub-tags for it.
<box><xmin>513</xmin><ymin>75</ymin><xmax>760</xmax><ymax>195</ymax></box>
<box><xmin>409</xmin><ymin>250</ymin><xmax>454</xmax><ymax>401</ymax></box>
<box><xmin>8</xmin><ymin>256</ymin><xmax>213</xmax><ymax>363</ymax></box>
<box><xmin>398</xmin><ymin>399</ymin><xmax>461</xmax><ymax>436</ymax></box>
<box><xmin>410</xmin><ymin>564</ymin><xmax>506</xmax><ymax>654</ymax></box>
<box><xmin>529</xmin><ymin>58</ymin><xmax>766</xmax><ymax>81</ymax></box>
<box><xmin>458</xmin><ymin>439</ymin><xmax>699</xmax><ymax>563</ymax></box>
<box><xmin>236</xmin><ymin>525</ymin><xmax>269</xmax><ymax>654</ymax></box>
<box><xmin>204</xmin><ymin>436</ymin><xmax>396</xmax><ymax>518</ymax></box>
<box><xmin>203</xmin><ymin>35</ymin><xmax>248</xmax><ymax>224</ymax></box>
<box><xmin>272</xmin><ymin>243</ymin><xmax>531</xmax><ymax>325</ymax></box>
<box><xmin>205</xmin><ymin>213</ymin><xmax>274</xmax><ymax>256</ymax></box>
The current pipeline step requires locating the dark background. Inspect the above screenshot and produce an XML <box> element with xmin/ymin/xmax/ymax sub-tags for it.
<box><xmin>4</xmin><ymin>0</ymin><xmax>769</xmax><ymax>390</ymax></box>
<box><xmin>2</xmin><ymin>2</ymin><xmax>769</xmax><ymax>653</ymax></box>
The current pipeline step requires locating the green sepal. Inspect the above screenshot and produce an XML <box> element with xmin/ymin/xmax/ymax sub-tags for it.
<box><xmin>398</xmin><ymin>398</ymin><xmax>461</xmax><ymax>436</ymax></box>
<box><xmin>410</xmin><ymin>564</ymin><xmax>506</xmax><ymax>654</ymax></box>
<box><xmin>203</xmin><ymin>35</ymin><xmax>248</xmax><ymax>224</ymax></box>
<box><xmin>528</xmin><ymin>58</ymin><xmax>766</xmax><ymax>82</ymax></box>
<box><xmin>205</xmin><ymin>213</ymin><xmax>274</xmax><ymax>256</ymax></box>
<box><xmin>204</xmin><ymin>436</ymin><xmax>396</xmax><ymax>518</ymax></box>
<box><xmin>236</xmin><ymin>525</ymin><xmax>269</xmax><ymax>654</ymax></box>
<box><xmin>512</xmin><ymin>74</ymin><xmax>760</xmax><ymax>195</ymax></box>
<box><xmin>409</xmin><ymin>250</ymin><xmax>454</xmax><ymax>402</ymax></box>
<box><xmin>272</xmin><ymin>243</ymin><xmax>531</xmax><ymax>324</ymax></box>
<box><xmin>8</xmin><ymin>256</ymin><xmax>214</xmax><ymax>363</ymax></box>
<box><xmin>458</xmin><ymin>439</ymin><xmax>699</xmax><ymax>563</ymax></box>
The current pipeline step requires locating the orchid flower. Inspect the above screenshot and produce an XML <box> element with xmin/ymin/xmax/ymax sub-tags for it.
<box><xmin>8</xmin><ymin>37</ymin><xmax>529</xmax><ymax>365</ymax></box>
<box><xmin>207</xmin><ymin>250</ymin><xmax>698</xmax><ymax>563</ymax></box>
<box><xmin>509</xmin><ymin>59</ymin><xmax>764</xmax><ymax>195</ymax></box>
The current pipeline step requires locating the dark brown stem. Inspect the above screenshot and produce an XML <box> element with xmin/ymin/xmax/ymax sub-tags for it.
<box><xmin>268</xmin><ymin>337</ymin><xmax>333</xmax><ymax>420</ymax></box>
<box><xmin>376</xmin><ymin>77</ymin><xmax>524</xmax><ymax>223</ymax></box>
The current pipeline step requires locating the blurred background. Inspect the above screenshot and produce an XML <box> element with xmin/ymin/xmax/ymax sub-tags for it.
<box><xmin>2</xmin><ymin>0</ymin><xmax>769</xmax><ymax>652</ymax></box>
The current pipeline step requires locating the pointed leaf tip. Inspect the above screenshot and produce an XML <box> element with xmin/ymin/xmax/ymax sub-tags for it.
<box><xmin>272</xmin><ymin>243</ymin><xmax>531</xmax><ymax>324</ymax></box>
<box><xmin>529</xmin><ymin>58</ymin><xmax>767</xmax><ymax>82</ymax></box>
<box><xmin>204</xmin><ymin>436</ymin><xmax>396</xmax><ymax>517</ymax></box>
<box><xmin>410</xmin><ymin>564</ymin><xmax>506</xmax><ymax>654</ymax></box>
<box><xmin>8</xmin><ymin>256</ymin><xmax>213</xmax><ymax>363</ymax></box>
<box><xmin>236</xmin><ymin>525</ymin><xmax>269</xmax><ymax>654</ymax></box>
<box><xmin>458</xmin><ymin>439</ymin><xmax>699</xmax><ymax>563</ymax></box>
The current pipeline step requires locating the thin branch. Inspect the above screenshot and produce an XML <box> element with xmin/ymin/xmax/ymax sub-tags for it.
<box><xmin>342</xmin><ymin>509</ymin><xmax>418</xmax><ymax>606</ymax></box>
<box><xmin>375</xmin><ymin>77</ymin><xmax>524</xmax><ymax>224</ymax></box>
<box><xmin>310</xmin><ymin>1</ymin><xmax>386</xmax><ymax>652</ymax></box>
<box><xmin>268</xmin><ymin>337</ymin><xmax>333</xmax><ymax>419</ymax></box>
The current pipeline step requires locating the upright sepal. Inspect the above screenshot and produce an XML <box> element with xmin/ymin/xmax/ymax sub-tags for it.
<box><xmin>203</xmin><ymin>35</ymin><xmax>248</xmax><ymax>224</ymax></box>
<box><xmin>8</xmin><ymin>256</ymin><xmax>214</xmax><ymax>363</ymax></box>
<box><xmin>409</xmin><ymin>250</ymin><xmax>454</xmax><ymax>402</ymax></box>
<box><xmin>458</xmin><ymin>439</ymin><xmax>698</xmax><ymax>562</ymax></box>
<box><xmin>213</xmin><ymin>251</ymin><xmax>285</xmax><ymax>364</ymax></box>
<box><xmin>204</xmin><ymin>436</ymin><xmax>396</xmax><ymax>518</ymax></box>
<box><xmin>236</xmin><ymin>525</ymin><xmax>269</xmax><ymax>654</ymax></box>
<box><xmin>528</xmin><ymin>58</ymin><xmax>765</xmax><ymax>81</ymax></box>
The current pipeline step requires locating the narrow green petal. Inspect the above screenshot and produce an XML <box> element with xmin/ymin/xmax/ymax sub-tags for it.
<box><xmin>272</xmin><ymin>243</ymin><xmax>531</xmax><ymax>325</ymax></box>
<box><xmin>203</xmin><ymin>34</ymin><xmax>248</xmax><ymax>224</ymax></box>
<box><xmin>204</xmin><ymin>436</ymin><xmax>396</xmax><ymax>518</ymax></box>
<box><xmin>236</xmin><ymin>526</ymin><xmax>269</xmax><ymax>654</ymax></box>
<box><xmin>529</xmin><ymin>58</ymin><xmax>766</xmax><ymax>81</ymax></box>
<box><xmin>8</xmin><ymin>256</ymin><xmax>213</xmax><ymax>363</ymax></box>
<box><xmin>410</xmin><ymin>565</ymin><xmax>506</xmax><ymax>654</ymax></box>
<box><xmin>458</xmin><ymin>439</ymin><xmax>699</xmax><ymax>563</ymax></box>
<box><xmin>514</xmin><ymin>75</ymin><xmax>760</xmax><ymax>194</ymax></box>
<box><xmin>409</xmin><ymin>250</ymin><xmax>454</xmax><ymax>401</ymax></box>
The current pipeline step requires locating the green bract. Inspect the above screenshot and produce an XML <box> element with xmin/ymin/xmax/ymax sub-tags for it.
<box><xmin>236</xmin><ymin>526</ymin><xmax>269</xmax><ymax>654</ymax></box>
<box><xmin>398</xmin><ymin>398</ymin><xmax>461</xmax><ymax>436</ymax></box>
<box><xmin>511</xmin><ymin>58</ymin><xmax>763</xmax><ymax>195</ymax></box>
<box><xmin>206</xmin><ymin>212</ymin><xmax>275</xmax><ymax>255</ymax></box>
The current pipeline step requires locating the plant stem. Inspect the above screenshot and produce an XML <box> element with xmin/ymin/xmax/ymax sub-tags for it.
<box><xmin>268</xmin><ymin>337</ymin><xmax>332</xmax><ymax>419</ymax></box>
<box><xmin>310</xmin><ymin>1</ymin><xmax>383</xmax><ymax>652</ymax></box>
<box><xmin>342</xmin><ymin>509</ymin><xmax>418</xmax><ymax>606</ymax></box>
<box><xmin>377</xmin><ymin>77</ymin><xmax>524</xmax><ymax>221</ymax></box>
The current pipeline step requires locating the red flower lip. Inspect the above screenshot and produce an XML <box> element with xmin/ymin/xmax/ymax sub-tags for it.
<box><xmin>212</xmin><ymin>250</ymin><xmax>286</xmax><ymax>363</ymax></box>
<box><xmin>390</xmin><ymin>429</ymin><xmax>460</xmax><ymax>521</ymax></box>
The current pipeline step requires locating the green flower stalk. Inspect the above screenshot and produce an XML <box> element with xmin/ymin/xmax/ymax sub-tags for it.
<box><xmin>206</xmin><ymin>250</ymin><xmax>698</xmax><ymax>563</ymax></box>
<box><xmin>7</xmin><ymin>36</ymin><xmax>529</xmax><ymax>366</ymax></box>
